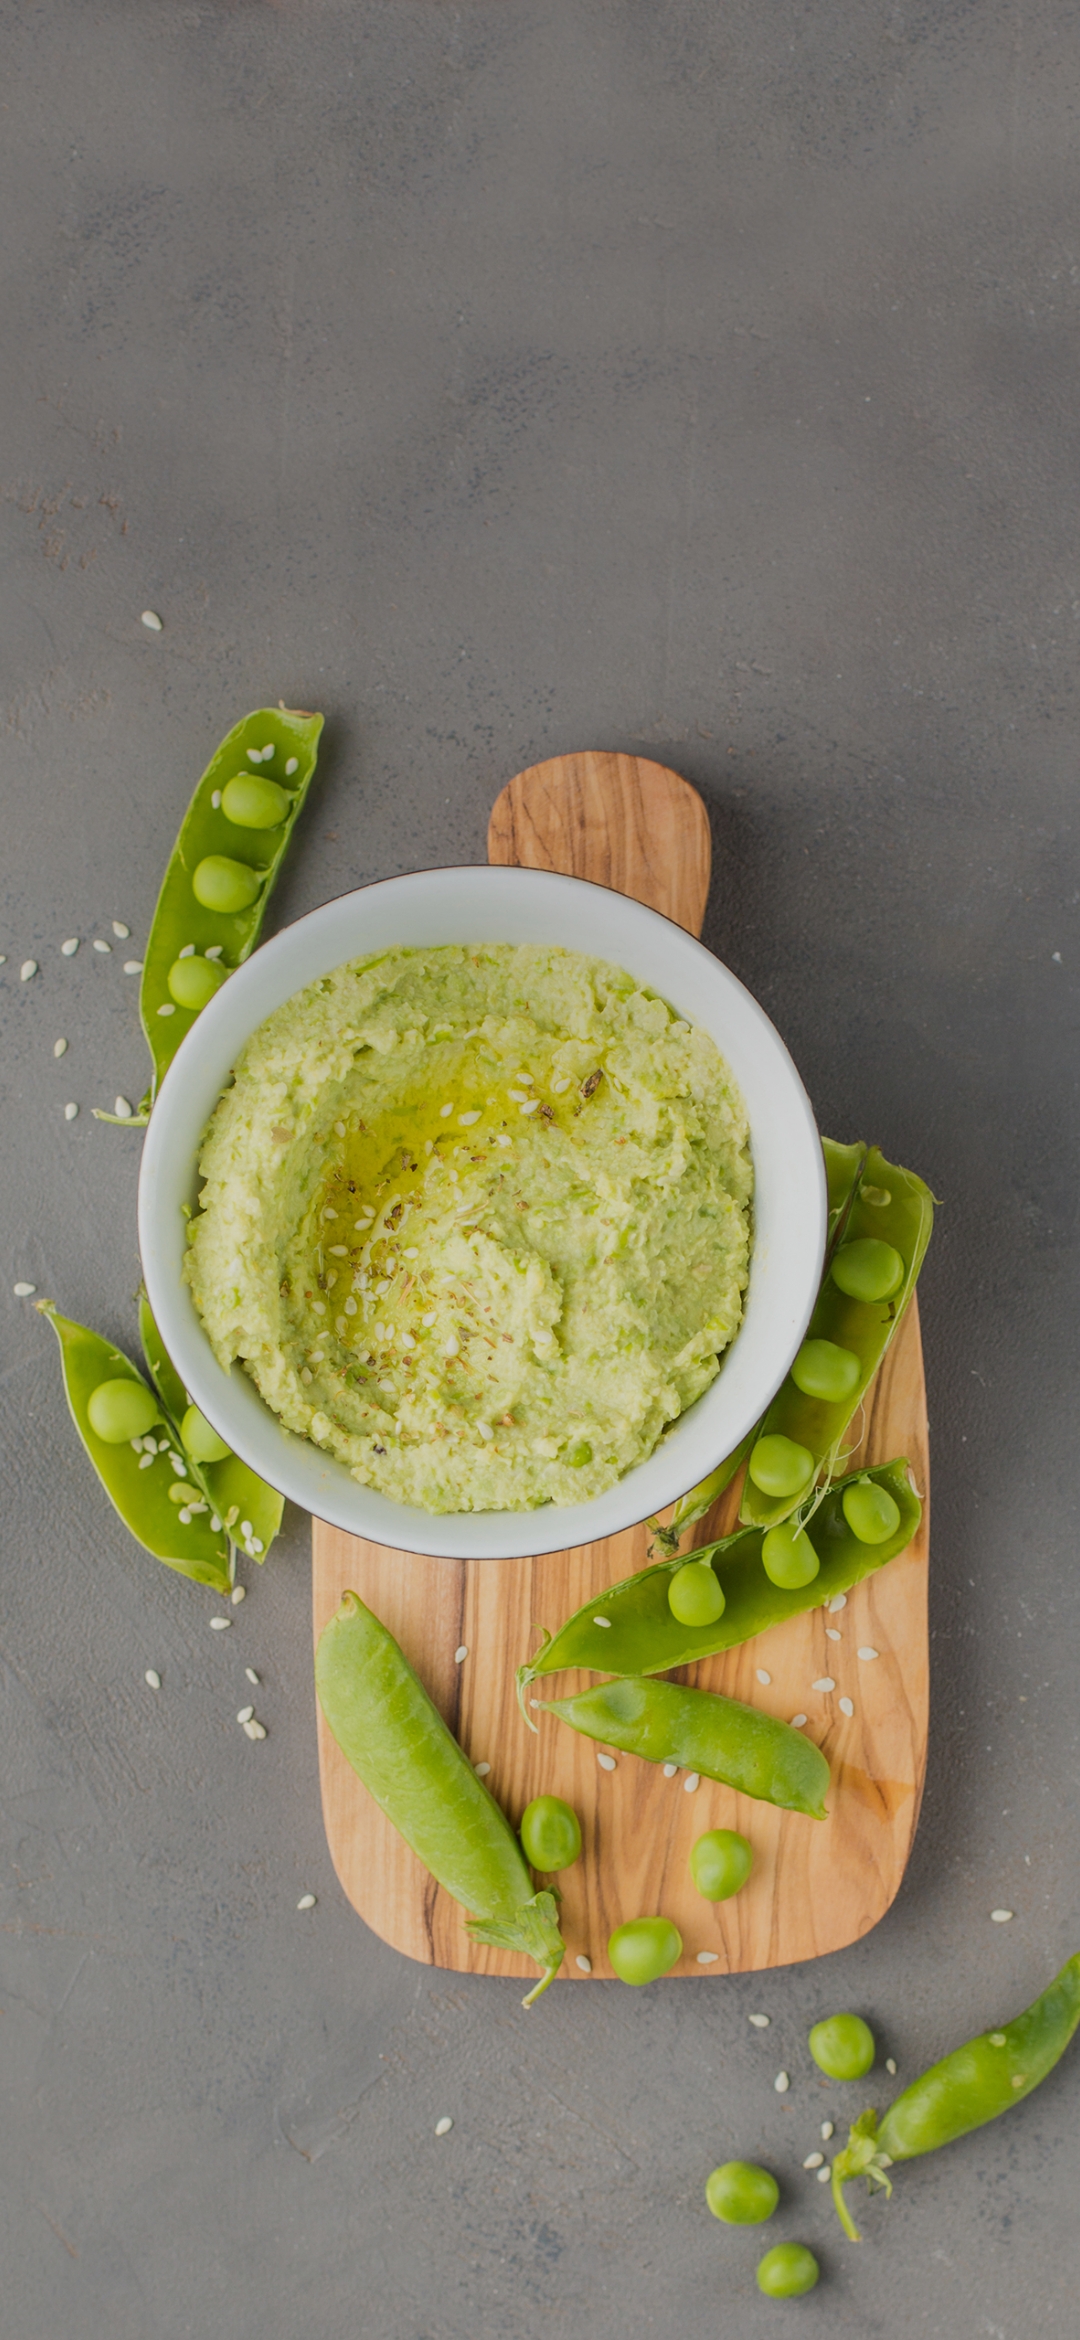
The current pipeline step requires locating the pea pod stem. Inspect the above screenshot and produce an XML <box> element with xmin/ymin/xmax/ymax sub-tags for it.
<box><xmin>830</xmin><ymin>1953</ymin><xmax>1080</xmax><ymax>2241</ymax></box>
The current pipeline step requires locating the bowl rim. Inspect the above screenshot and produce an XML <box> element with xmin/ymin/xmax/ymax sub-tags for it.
<box><xmin>138</xmin><ymin>863</ymin><xmax>825</xmax><ymax>1559</ymax></box>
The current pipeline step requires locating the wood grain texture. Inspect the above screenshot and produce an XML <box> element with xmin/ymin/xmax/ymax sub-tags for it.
<box><xmin>313</xmin><ymin>752</ymin><xmax>930</xmax><ymax>1980</ymax></box>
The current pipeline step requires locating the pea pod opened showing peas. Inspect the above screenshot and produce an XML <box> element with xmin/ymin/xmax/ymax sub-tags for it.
<box><xmin>316</xmin><ymin>1593</ymin><xmax>566</xmax><ymax>2006</ymax></box>
<box><xmin>829</xmin><ymin>1954</ymin><xmax>1080</xmax><ymax>2241</ymax></box>
<box><xmin>96</xmin><ymin>705</ymin><xmax>323</xmax><ymax>1123</ymax></box>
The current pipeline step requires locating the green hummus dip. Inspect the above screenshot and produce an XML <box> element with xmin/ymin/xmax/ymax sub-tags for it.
<box><xmin>185</xmin><ymin>944</ymin><xmax>752</xmax><ymax>1513</ymax></box>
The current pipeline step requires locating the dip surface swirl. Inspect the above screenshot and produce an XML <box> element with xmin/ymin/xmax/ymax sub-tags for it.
<box><xmin>184</xmin><ymin>944</ymin><xmax>752</xmax><ymax>1513</ymax></box>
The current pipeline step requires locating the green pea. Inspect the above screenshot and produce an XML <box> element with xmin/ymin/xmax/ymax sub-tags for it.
<box><xmin>566</xmin><ymin>1439</ymin><xmax>593</xmax><ymax>1467</ymax></box>
<box><xmin>220</xmin><ymin>773</ymin><xmax>290</xmax><ymax>829</ymax></box>
<box><xmin>842</xmin><ymin>1478</ymin><xmax>901</xmax><ymax>1545</ymax></box>
<box><xmin>831</xmin><ymin>1235</ymin><xmax>905</xmax><ymax>1302</ymax></box>
<box><xmin>748</xmin><ymin>1433</ymin><xmax>814</xmax><ymax>1499</ymax></box>
<box><xmin>756</xmin><ymin>2243</ymin><xmax>819</xmax><ymax>2299</ymax></box>
<box><xmin>192</xmin><ymin>855</ymin><xmax>262</xmax><ymax>913</ymax></box>
<box><xmin>761</xmin><ymin>1521</ymin><xmax>820</xmax><ymax>1589</ymax></box>
<box><xmin>519</xmin><ymin>1794</ymin><xmax>582</xmax><ymax>1872</ymax></box>
<box><xmin>86</xmin><ymin>1377</ymin><xmax>160</xmax><ymax>1443</ymax></box>
<box><xmin>808</xmin><ymin>2011</ymin><xmax>876</xmax><ymax>2079</ymax></box>
<box><xmin>706</xmin><ymin>2159</ymin><xmax>779</xmax><ymax>2224</ymax></box>
<box><xmin>180</xmin><ymin>1403</ymin><xmax>232</xmax><ymax>1464</ymax></box>
<box><xmin>689</xmin><ymin>1828</ymin><xmax>752</xmax><ymax>1902</ymax></box>
<box><xmin>790</xmin><ymin>1337</ymin><xmax>860</xmax><ymax>1404</ymax></box>
<box><xmin>167</xmin><ymin>954</ymin><xmax>228</xmax><ymax>1011</ymax></box>
<box><xmin>608</xmin><ymin>1916</ymin><xmax>682</xmax><ymax>1985</ymax></box>
<box><xmin>668</xmin><ymin>1559</ymin><xmax>726</xmax><ymax>1627</ymax></box>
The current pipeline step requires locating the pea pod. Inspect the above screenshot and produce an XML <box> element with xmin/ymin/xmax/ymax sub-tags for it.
<box><xmin>830</xmin><ymin>1953</ymin><xmax>1080</xmax><ymax>2241</ymax></box>
<box><xmin>316</xmin><ymin>1592</ymin><xmax>565</xmax><ymax>2006</ymax></box>
<box><xmin>97</xmin><ymin>706</ymin><xmax>323</xmax><ymax>1123</ymax></box>
<box><xmin>137</xmin><ymin>1294</ymin><xmax>283</xmax><ymax>1563</ymax></box>
<box><xmin>652</xmin><ymin>1138</ymin><xmax>870</xmax><ymax>1555</ymax></box>
<box><xmin>518</xmin><ymin>1459</ymin><xmax>920</xmax><ymax>1711</ymax></box>
<box><xmin>37</xmin><ymin>1301</ymin><xmax>232</xmax><ymax>1592</ymax></box>
<box><xmin>740</xmin><ymin>1145</ymin><xmax>935</xmax><ymax>1529</ymax></box>
<box><xmin>536</xmin><ymin>1676</ymin><xmax>830</xmax><ymax>1819</ymax></box>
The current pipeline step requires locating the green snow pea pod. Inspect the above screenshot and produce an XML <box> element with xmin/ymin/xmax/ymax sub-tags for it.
<box><xmin>97</xmin><ymin>706</ymin><xmax>323</xmax><ymax>1123</ymax></box>
<box><xmin>316</xmin><ymin>1593</ymin><xmax>565</xmax><ymax>2006</ymax></box>
<box><xmin>37</xmin><ymin>1301</ymin><xmax>232</xmax><ymax>1592</ymax></box>
<box><xmin>651</xmin><ymin>1138</ymin><xmax>869</xmax><ymax>1555</ymax></box>
<box><xmin>137</xmin><ymin>1293</ymin><xmax>284</xmax><ymax>1565</ymax></box>
<box><xmin>536</xmin><ymin>1677</ymin><xmax>830</xmax><ymax>1819</ymax></box>
<box><xmin>741</xmin><ymin>1144</ymin><xmax>935</xmax><ymax>1529</ymax></box>
<box><xmin>517</xmin><ymin>1459</ymin><xmax>919</xmax><ymax>1701</ymax></box>
<box><xmin>830</xmin><ymin>1953</ymin><xmax>1080</xmax><ymax>2241</ymax></box>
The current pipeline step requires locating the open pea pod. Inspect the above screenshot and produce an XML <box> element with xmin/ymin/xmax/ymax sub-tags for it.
<box><xmin>98</xmin><ymin>705</ymin><xmax>323</xmax><ymax>1122</ymax></box>
<box><xmin>137</xmin><ymin>1293</ymin><xmax>284</xmax><ymax>1564</ymax></box>
<box><xmin>739</xmin><ymin>1145</ymin><xmax>935</xmax><ymax>1529</ymax></box>
<box><xmin>653</xmin><ymin>1138</ymin><xmax>870</xmax><ymax>1555</ymax></box>
<box><xmin>519</xmin><ymin>1459</ymin><xmax>919</xmax><ymax>1714</ymax></box>
<box><xmin>37</xmin><ymin>1302</ymin><xmax>232</xmax><ymax>1593</ymax></box>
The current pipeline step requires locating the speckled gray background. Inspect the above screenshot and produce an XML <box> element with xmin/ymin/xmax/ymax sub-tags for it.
<box><xmin>3</xmin><ymin>3</ymin><xmax>1079</xmax><ymax>2334</ymax></box>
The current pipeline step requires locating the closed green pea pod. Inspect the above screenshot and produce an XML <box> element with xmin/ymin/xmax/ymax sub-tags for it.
<box><xmin>167</xmin><ymin>953</ymin><xmax>227</xmax><ymax>1010</ymax></box>
<box><xmin>538</xmin><ymin>1676</ymin><xmax>830</xmax><ymax>1819</ymax></box>
<box><xmin>220</xmin><ymin>773</ymin><xmax>290</xmax><ymax>828</ymax></box>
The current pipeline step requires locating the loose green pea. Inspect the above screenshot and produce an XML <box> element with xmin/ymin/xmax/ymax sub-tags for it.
<box><xmin>167</xmin><ymin>954</ymin><xmax>228</xmax><ymax>1010</ymax></box>
<box><xmin>748</xmin><ymin>1434</ymin><xmax>814</xmax><ymax>1499</ymax></box>
<box><xmin>220</xmin><ymin>773</ymin><xmax>290</xmax><ymax>829</ymax></box>
<box><xmin>790</xmin><ymin>1337</ymin><xmax>860</xmax><ymax>1404</ymax></box>
<box><xmin>519</xmin><ymin>1794</ymin><xmax>582</xmax><ymax>1872</ymax></box>
<box><xmin>761</xmin><ymin>1521</ymin><xmax>820</xmax><ymax>1589</ymax></box>
<box><xmin>690</xmin><ymin>1828</ymin><xmax>753</xmax><ymax>1902</ymax></box>
<box><xmin>706</xmin><ymin>2160</ymin><xmax>779</xmax><ymax>2225</ymax></box>
<box><xmin>86</xmin><ymin>1378</ymin><xmax>160</xmax><ymax>1443</ymax></box>
<box><xmin>608</xmin><ymin>1916</ymin><xmax>682</xmax><ymax>1985</ymax></box>
<box><xmin>566</xmin><ymin>1439</ymin><xmax>593</xmax><ymax>1467</ymax></box>
<box><xmin>192</xmin><ymin>855</ymin><xmax>262</xmax><ymax>913</ymax></box>
<box><xmin>831</xmin><ymin>1235</ymin><xmax>905</xmax><ymax>1302</ymax></box>
<box><xmin>180</xmin><ymin>1403</ymin><xmax>232</xmax><ymax>1464</ymax></box>
<box><xmin>809</xmin><ymin>2011</ymin><xmax>876</xmax><ymax>2080</ymax></box>
<box><xmin>756</xmin><ymin>2243</ymin><xmax>819</xmax><ymax>2298</ymax></box>
<box><xmin>668</xmin><ymin>1559</ymin><xmax>726</xmax><ymax>1627</ymax></box>
<box><xmin>842</xmin><ymin>1478</ymin><xmax>901</xmax><ymax>1544</ymax></box>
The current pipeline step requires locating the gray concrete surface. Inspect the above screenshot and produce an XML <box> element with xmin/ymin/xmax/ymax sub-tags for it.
<box><xmin>3</xmin><ymin>3</ymin><xmax>1079</xmax><ymax>2333</ymax></box>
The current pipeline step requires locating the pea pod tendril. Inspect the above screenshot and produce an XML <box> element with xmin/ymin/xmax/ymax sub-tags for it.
<box><xmin>95</xmin><ymin>705</ymin><xmax>323</xmax><ymax>1124</ymax></box>
<box><xmin>830</xmin><ymin>1953</ymin><xmax>1080</xmax><ymax>2241</ymax></box>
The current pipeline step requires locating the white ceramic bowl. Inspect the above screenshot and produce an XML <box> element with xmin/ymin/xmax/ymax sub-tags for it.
<box><xmin>138</xmin><ymin>866</ymin><xmax>825</xmax><ymax>1559</ymax></box>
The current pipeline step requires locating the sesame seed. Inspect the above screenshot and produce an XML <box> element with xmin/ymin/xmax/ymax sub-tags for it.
<box><xmin>434</xmin><ymin>2116</ymin><xmax>453</xmax><ymax>2137</ymax></box>
<box><xmin>93</xmin><ymin>938</ymin><xmax>111</xmax><ymax>953</ymax></box>
<box><xmin>177</xmin><ymin>943</ymin><xmax>196</xmax><ymax>958</ymax></box>
<box><xmin>123</xmin><ymin>960</ymin><xmax>143</xmax><ymax>974</ymax></box>
<box><xmin>827</xmin><ymin>1593</ymin><xmax>847</xmax><ymax>1612</ymax></box>
<box><xmin>439</xmin><ymin>1102</ymin><xmax>453</xmax><ymax>1118</ymax></box>
<box><xmin>989</xmin><ymin>2033</ymin><xmax>1007</xmax><ymax>2047</ymax></box>
<box><xmin>113</xmin><ymin>1097</ymin><xmax>133</xmax><ymax>1118</ymax></box>
<box><xmin>683</xmin><ymin>1771</ymin><xmax>701</xmax><ymax>1793</ymax></box>
<box><xmin>260</xmin><ymin>744</ymin><xmax>274</xmax><ymax>760</ymax></box>
<box><xmin>13</xmin><ymin>1282</ymin><xmax>35</xmax><ymax>1297</ymax></box>
<box><xmin>552</xmin><ymin>1077</ymin><xmax>571</xmax><ymax>1094</ymax></box>
<box><xmin>596</xmin><ymin>1753</ymin><xmax>617</xmax><ymax>1772</ymax></box>
<box><xmin>285</xmin><ymin>757</ymin><xmax>298</xmax><ymax>775</ymax></box>
<box><xmin>20</xmin><ymin>960</ymin><xmax>37</xmax><ymax>981</ymax></box>
<box><xmin>458</xmin><ymin>1110</ymin><xmax>481</xmax><ymax>1126</ymax></box>
<box><xmin>344</xmin><ymin>1297</ymin><xmax>357</xmax><ymax>1315</ymax></box>
<box><xmin>991</xmin><ymin>1908</ymin><xmax>1014</xmax><ymax>1923</ymax></box>
<box><xmin>245</xmin><ymin>1667</ymin><xmax>260</xmax><ymax>1685</ymax></box>
<box><xmin>137</xmin><ymin>1448</ymin><xmax>153</xmax><ymax>1466</ymax></box>
<box><xmin>755</xmin><ymin>1668</ymin><xmax>771</xmax><ymax>1685</ymax></box>
<box><xmin>812</xmin><ymin>1677</ymin><xmax>835</xmax><ymax>1693</ymax></box>
<box><xmin>401</xmin><ymin>1332</ymin><xmax>416</xmax><ymax>1351</ymax></box>
<box><xmin>886</xmin><ymin>2058</ymin><xmax>897</xmax><ymax>2076</ymax></box>
<box><xmin>209</xmin><ymin>1616</ymin><xmax>231</xmax><ymax>1631</ymax></box>
<box><xmin>112</xmin><ymin>922</ymin><xmax>130</xmax><ymax>940</ymax></box>
<box><xmin>662</xmin><ymin>1762</ymin><xmax>678</xmax><ymax>1778</ymax></box>
<box><xmin>61</xmin><ymin>937</ymin><xmax>79</xmax><ymax>955</ymax></box>
<box><xmin>774</xmin><ymin>2071</ymin><xmax>790</xmax><ymax>2093</ymax></box>
<box><xmin>803</xmin><ymin>2152</ymin><xmax>824</xmax><ymax>2169</ymax></box>
<box><xmin>474</xmin><ymin>1760</ymin><xmax>491</xmax><ymax>1777</ymax></box>
<box><xmin>141</xmin><ymin>609</ymin><xmax>163</xmax><ymax>630</ymax></box>
<box><xmin>421</xmin><ymin>1310</ymin><xmax>437</xmax><ymax>1326</ymax></box>
<box><xmin>529</xmin><ymin>1698</ymin><xmax>540</xmax><ymax>1708</ymax></box>
<box><xmin>177</xmin><ymin>1509</ymin><xmax>192</xmax><ymax>1524</ymax></box>
<box><xmin>145</xmin><ymin>1669</ymin><xmax>161</xmax><ymax>1689</ymax></box>
<box><xmin>247</xmin><ymin>747</ymin><xmax>261</xmax><ymax>763</ymax></box>
<box><xmin>495</xmin><ymin>1132</ymin><xmax>512</xmax><ymax>1147</ymax></box>
<box><xmin>790</xmin><ymin>1713</ymin><xmax>807</xmax><ymax>1728</ymax></box>
<box><xmin>322</xmin><ymin>1207</ymin><xmax>337</xmax><ymax>1220</ymax></box>
<box><xmin>231</xmin><ymin>1585</ymin><xmax>246</xmax><ymax>1605</ymax></box>
<box><xmin>817</xmin><ymin>2166</ymin><xmax>832</xmax><ymax>2183</ymax></box>
<box><xmin>444</xmin><ymin>1335</ymin><xmax>459</xmax><ymax>1357</ymax></box>
<box><xmin>838</xmin><ymin>1697</ymin><xmax>854</xmax><ymax>1718</ymax></box>
<box><xmin>696</xmin><ymin>1950</ymin><xmax>719</xmax><ymax>1965</ymax></box>
<box><xmin>593</xmin><ymin>1615</ymin><xmax>612</xmax><ymax>1629</ymax></box>
<box><xmin>237</xmin><ymin>1705</ymin><xmax>254</xmax><ymax>1724</ymax></box>
<box><xmin>821</xmin><ymin>2121</ymin><xmax>834</xmax><ymax>2141</ymax></box>
<box><xmin>749</xmin><ymin>2014</ymin><xmax>770</xmax><ymax>2029</ymax></box>
<box><xmin>211</xmin><ymin>789</ymin><xmax>222</xmax><ymax>808</ymax></box>
<box><xmin>157</xmin><ymin>1003</ymin><xmax>175</xmax><ymax>1016</ymax></box>
<box><xmin>297</xmin><ymin>1893</ymin><xmax>317</xmax><ymax>1911</ymax></box>
<box><xmin>250</xmin><ymin>1538</ymin><xmax>263</xmax><ymax>1555</ymax></box>
<box><xmin>300</xmin><ymin>1366</ymin><xmax>313</xmax><ymax>1384</ymax></box>
<box><xmin>454</xmin><ymin>1645</ymin><xmax>468</xmax><ymax>1664</ymax></box>
<box><xmin>825</xmin><ymin>1627</ymin><xmax>841</xmax><ymax>1642</ymax></box>
<box><xmin>334</xmin><ymin>1120</ymin><xmax>346</xmax><ymax>1138</ymax></box>
<box><xmin>508</xmin><ymin>1089</ymin><xmax>529</xmax><ymax>1103</ymax></box>
<box><xmin>575</xmin><ymin>1954</ymin><xmax>592</xmax><ymax>1974</ymax></box>
<box><xmin>328</xmin><ymin>1244</ymin><xmax>347</xmax><ymax>1256</ymax></box>
<box><xmin>857</xmin><ymin>1646</ymin><xmax>879</xmax><ymax>1661</ymax></box>
<box><xmin>243</xmin><ymin>1718</ymin><xmax>267</xmax><ymax>1740</ymax></box>
<box><xmin>240</xmin><ymin>1521</ymin><xmax>253</xmax><ymax>1538</ymax></box>
<box><xmin>519</xmin><ymin>1099</ymin><xmax>540</xmax><ymax>1114</ymax></box>
<box><xmin>53</xmin><ymin>1037</ymin><xmax>68</xmax><ymax>1057</ymax></box>
<box><xmin>204</xmin><ymin>944</ymin><xmax>223</xmax><ymax>960</ymax></box>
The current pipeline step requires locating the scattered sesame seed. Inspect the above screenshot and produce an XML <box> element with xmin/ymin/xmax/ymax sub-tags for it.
<box><xmin>790</xmin><ymin>1713</ymin><xmax>807</xmax><ymax>1728</ymax></box>
<box><xmin>827</xmin><ymin>1593</ymin><xmax>847</xmax><ymax>1613</ymax></box>
<box><xmin>552</xmin><ymin>1077</ymin><xmax>571</xmax><ymax>1093</ymax></box>
<box><xmin>93</xmin><ymin>938</ymin><xmax>112</xmax><ymax>953</ymax></box>
<box><xmin>662</xmin><ymin>1762</ymin><xmax>678</xmax><ymax>1778</ymax></box>
<box><xmin>495</xmin><ymin>1132</ymin><xmax>512</xmax><ymax>1146</ymax></box>
<box><xmin>145</xmin><ymin>1669</ymin><xmax>161</xmax><ymax>1689</ymax></box>
<box><xmin>157</xmin><ymin>1003</ymin><xmax>175</xmax><ymax>1016</ymax></box>
<box><xmin>237</xmin><ymin>1705</ymin><xmax>254</xmax><ymax>1724</ymax></box>
<box><xmin>683</xmin><ymin>1771</ymin><xmax>701</xmax><ymax>1792</ymax></box>
<box><xmin>838</xmin><ymin>1697</ymin><xmax>855</xmax><ymax>1718</ymax></box>
<box><xmin>749</xmin><ymin>2014</ymin><xmax>770</xmax><ymax>2029</ymax></box>
<box><xmin>857</xmin><ymin>1646</ymin><xmax>879</xmax><ymax>1661</ymax></box>
<box><xmin>300</xmin><ymin>1366</ymin><xmax>313</xmax><ymax>1384</ymax></box>
<box><xmin>755</xmin><ymin>1668</ymin><xmax>771</xmax><ymax>1685</ymax></box>
<box><xmin>61</xmin><ymin>937</ymin><xmax>79</xmax><ymax>955</ymax></box>
<box><xmin>247</xmin><ymin>746</ymin><xmax>261</xmax><ymax>763</ymax></box>
<box><xmin>476</xmin><ymin>1418</ymin><xmax>493</xmax><ymax>1439</ymax></box>
<box><xmin>230</xmin><ymin>1584</ymin><xmax>246</xmax><ymax>1605</ymax></box>
<box><xmin>112</xmin><ymin>922</ymin><xmax>130</xmax><ymax>940</ymax></box>
<box><xmin>458</xmin><ymin>1110</ymin><xmax>481</xmax><ymax>1126</ymax></box>
<box><xmin>177</xmin><ymin>943</ymin><xmax>196</xmax><ymax>959</ymax></box>
<box><xmin>240</xmin><ymin>1521</ymin><xmax>253</xmax><ymax>1539</ymax></box>
<box><xmin>593</xmin><ymin>1615</ymin><xmax>612</xmax><ymax>1629</ymax></box>
<box><xmin>519</xmin><ymin>1099</ymin><xmax>540</xmax><ymax>1114</ymax></box>
<box><xmin>245</xmin><ymin>1667</ymin><xmax>260</xmax><ymax>1685</ymax></box>
<box><xmin>53</xmin><ymin>1037</ymin><xmax>68</xmax><ymax>1057</ymax></box>
<box><xmin>297</xmin><ymin>1893</ymin><xmax>317</xmax><ymax>1911</ymax></box>
<box><xmin>13</xmin><ymin>1282</ymin><xmax>35</xmax><ymax>1297</ymax></box>
<box><xmin>474</xmin><ymin>1760</ymin><xmax>491</xmax><ymax>1777</ymax></box>
<box><xmin>141</xmin><ymin>609</ymin><xmax>163</xmax><ymax>631</ymax></box>
<box><xmin>20</xmin><ymin>960</ymin><xmax>38</xmax><ymax>981</ymax></box>
<box><xmin>285</xmin><ymin>757</ymin><xmax>298</xmax><ymax>775</ymax></box>
<box><xmin>250</xmin><ymin>1537</ymin><xmax>264</xmax><ymax>1554</ymax></box>
<box><xmin>444</xmin><ymin>1335</ymin><xmax>460</xmax><ymax>1357</ymax></box>
<box><xmin>204</xmin><ymin>944</ymin><xmax>223</xmax><ymax>960</ymax></box>
<box><xmin>575</xmin><ymin>1954</ymin><xmax>592</xmax><ymax>1974</ymax></box>
<box><xmin>821</xmin><ymin>2121</ymin><xmax>834</xmax><ymax>2141</ymax></box>
<box><xmin>812</xmin><ymin>1677</ymin><xmax>835</xmax><ymax>1693</ymax></box>
<box><xmin>885</xmin><ymin>2058</ymin><xmax>897</xmax><ymax>2076</ymax></box>
<box><xmin>123</xmin><ymin>960</ymin><xmax>143</xmax><ymax>974</ymax></box>
<box><xmin>177</xmin><ymin>1508</ymin><xmax>192</xmax><ymax>1524</ymax></box>
<box><xmin>113</xmin><ymin>1097</ymin><xmax>133</xmax><ymax>1118</ymax></box>
<box><xmin>439</xmin><ymin>1102</ymin><xmax>453</xmax><ymax>1117</ymax></box>
<box><xmin>817</xmin><ymin>2166</ymin><xmax>832</xmax><ymax>2183</ymax></box>
<box><xmin>803</xmin><ymin>2152</ymin><xmax>824</xmax><ymax>2169</ymax></box>
<box><xmin>696</xmin><ymin>1950</ymin><xmax>719</xmax><ymax>1965</ymax></box>
<box><xmin>209</xmin><ymin>1616</ymin><xmax>231</xmax><ymax>1631</ymax></box>
<box><xmin>508</xmin><ymin>1089</ymin><xmax>529</xmax><ymax>1104</ymax></box>
<box><xmin>825</xmin><ymin>1627</ymin><xmax>841</xmax><ymax>1642</ymax></box>
<box><xmin>243</xmin><ymin>1718</ymin><xmax>267</xmax><ymax>1740</ymax></box>
<box><xmin>774</xmin><ymin>2071</ymin><xmax>790</xmax><ymax>2094</ymax></box>
<box><xmin>211</xmin><ymin>789</ymin><xmax>222</xmax><ymax>809</ymax></box>
<box><xmin>137</xmin><ymin>1447</ymin><xmax>153</xmax><ymax>1465</ymax></box>
<box><xmin>991</xmin><ymin>1908</ymin><xmax>1014</xmax><ymax>1923</ymax></box>
<box><xmin>452</xmin><ymin>1646</ymin><xmax>469</xmax><ymax>1668</ymax></box>
<box><xmin>596</xmin><ymin>1753</ymin><xmax>617</xmax><ymax>1772</ymax></box>
<box><xmin>434</xmin><ymin>2116</ymin><xmax>453</xmax><ymax>2137</ymax></box>
<box><xmin>421</xmin><ymin>1310</ymin><xmax>437</xmax><ymax>1326</ymax></box>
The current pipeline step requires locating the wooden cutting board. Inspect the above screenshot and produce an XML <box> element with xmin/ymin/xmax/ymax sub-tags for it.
<box><xmin>312</xmin><ymin>750</ymin><xmax>930</xmax><ymax>1980</ymax></box>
